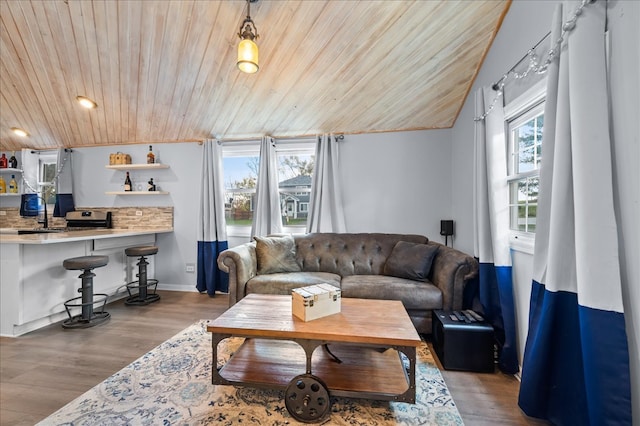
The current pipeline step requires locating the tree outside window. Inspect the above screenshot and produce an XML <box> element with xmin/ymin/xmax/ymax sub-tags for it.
<box><xmin>508</xmin><ymin>103</ymin><xmax>544</xmax><ymax>233</ymax></box>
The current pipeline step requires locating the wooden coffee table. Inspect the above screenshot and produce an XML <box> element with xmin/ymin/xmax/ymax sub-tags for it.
<box><xmin>207</xmin><ymin>294</ymin><xmax>422</xmax><ymax>422</ymax></box>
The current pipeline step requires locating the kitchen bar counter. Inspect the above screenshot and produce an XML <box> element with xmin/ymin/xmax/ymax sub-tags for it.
<box><xmin>0</xmin><ymin>227</ymin><xmax>173</xmax><ymax>244</ymax></box>
<box><xmin>1</xmin><ymin>228</ymin><xmax>173</xmax><ymax>337</ymax></box>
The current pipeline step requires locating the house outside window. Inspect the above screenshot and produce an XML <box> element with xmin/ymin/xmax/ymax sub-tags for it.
<box><xmin>276</xmin><ymin>142</ymin><xmax>314</xmax><ymax>230</ymax></box>
<box><xmin>222</xmin><ymin>139</ymin><xmax>314</xmax><ymax>237</ymax></box>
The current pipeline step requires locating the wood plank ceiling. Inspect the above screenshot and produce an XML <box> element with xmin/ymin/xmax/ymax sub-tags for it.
<box><xmin>0</xmin><ymin>0</ymin><xmax>510</xmax><ymax>151</ymax></box>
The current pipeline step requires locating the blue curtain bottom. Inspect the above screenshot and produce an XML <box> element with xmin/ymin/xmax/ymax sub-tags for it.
<box><xmin>518</xmin><ymin>281</ymin><xmax>631</xmax><ymax>425</ymax></box>
<box><xmin>196</xmin><ymin>240</ymin><xmax>229</xmax><ymax>296</ymax></box>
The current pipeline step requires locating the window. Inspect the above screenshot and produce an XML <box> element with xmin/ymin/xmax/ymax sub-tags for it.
<box><xmin>277</xmin><ymin>142</ymin><xmax>315</xmax><ymax>229</ymax></box>
<box><xmin>221</xmin><ymin>139</ymin><xmax>315</xmax><ymax>235</ymax></box>
<box><xmin>222</xmin><ymin>143</ymin><xmax>260</xmax><ymax>228</ymax></box>
<box><xmin>507</xmin><ymin>101</ymin><xmax>543</xmax><ymax>234</ymax></box>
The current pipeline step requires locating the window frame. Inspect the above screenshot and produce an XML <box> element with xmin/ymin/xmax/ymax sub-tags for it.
<box><xmin>221</xmin><ymin>139</ymin><xmax>315</xmax><ymax>238</ymax></box>
<box><xmin>275</xmin><ymin>140</ymin><xmax>315</xmax><ymax>233</ymax></box>
<box><xmin>504</xmin><ymin>80</ymin><xmax>546</xmax><ymax>253</ymax></box>
<box><xmin>38</xmin><ymin>152</ymin><xmax>58</xmax><ymax>207</ymax></box>
<box><xmin>221</xmin><ymin>141</ymin><xmax>260</xmax><ymax>238</ymax></box>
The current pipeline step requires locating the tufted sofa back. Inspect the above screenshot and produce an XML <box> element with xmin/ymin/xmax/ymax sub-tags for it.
<box><xmin>293</xmin><ymin>233</ymin><xmax>428</xmax><ymax>277</ymax></box>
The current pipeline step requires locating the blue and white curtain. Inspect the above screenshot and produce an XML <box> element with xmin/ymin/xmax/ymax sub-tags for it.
<box><xmin>518</xmin><ymin>2</ymin><xmax>631</xmax><ymax>424</ymax></box>
<box><xmin>196</xmin><ymin>139</ymin><xmax>229</xmax><ymax>296</ymax></box>
<box><xmin>307</xmin><ymin>134</ymin><xmax>346</xmax><ymax>233</ymax></box>
<box><xmin>19</xmin><ymin>148</ymin><xmax>39</xmax><ymax>216</ymax></box>
<box><xmin>473</xmin><ymin>87</ymin><xmax>519</xmax><ymax>374</ymax></box>
<box><xmin>53</xmin><ymin>148</ymin><xmax>75</xmax><ymax>217</ymax></box>
<box><xmin>251</xmin><ymin>136</ymin><xmax>283</xmax><ymax>238</ymax></box>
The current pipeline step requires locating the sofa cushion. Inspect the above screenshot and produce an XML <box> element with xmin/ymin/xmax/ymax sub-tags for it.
<box><xmin>254</xmin><ymin>235</ymin><xmax>301</xmax><ymax>275</ymax></box>
<box><xmin>246</xmin><ymin>272</ymin><xmax>341</xmax><ymax>296</ymax></box>
<box><xmin>383</xmin><ymin>241</ymin><xmax>439</xmax><ymax>282</ymax></box>
<box><xmin>294</xmin><ymin>233</ymin><xmax>428</xmax><ymax>276</ymax></box>
<box><xmin>341</xmin><ymin>275</ymin><xmax>442</xmax><ymax>311</ymax></box>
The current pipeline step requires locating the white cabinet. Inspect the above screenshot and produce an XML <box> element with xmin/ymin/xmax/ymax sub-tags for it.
<box><xmin>0</xmin><ymin>168</ymin><xmax>22</xmax><ymax>196</ymax></box>
<box><xmin>0</xmin><ymin>233</ymin><xmax>156</xmax><ymax>337</ymax></box>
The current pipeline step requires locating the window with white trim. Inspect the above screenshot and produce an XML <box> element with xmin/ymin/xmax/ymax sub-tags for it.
<box><xmin>222</xmin><ymin>142</ymin><xmax>260</xmax><ymax>230</ymax></box>
<box><xmin>276</xmin><ymin>141</ymin><xmax>315</xmax><ymax>230</ymax></box>
<box><xmin>221</xmin><ymin>139</ymin><xmax>315</xmax><ymax>236</ymax></box>
<box><xmin>507</xmin><ymin>101</ymin><xmax>544</xmax><ymax>234</ymax></box>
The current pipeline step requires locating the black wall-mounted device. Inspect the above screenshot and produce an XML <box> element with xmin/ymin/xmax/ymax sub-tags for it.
<box><xmin>440</xmin><ymin>220</ymin><xmax>454</xmax><ymax>236</ymax></box>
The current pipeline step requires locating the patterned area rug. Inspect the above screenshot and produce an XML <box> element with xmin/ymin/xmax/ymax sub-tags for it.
<box><xmin>39</xmin><ymin>320</ymin><xmax>463</xmax><ymax>425</ymax></box>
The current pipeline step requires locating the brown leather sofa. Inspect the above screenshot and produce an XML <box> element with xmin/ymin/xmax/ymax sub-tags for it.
<box><xmin>217</xmin><ymin>233</ymin><xmax>478</xmax><ymax>334</ymax></box>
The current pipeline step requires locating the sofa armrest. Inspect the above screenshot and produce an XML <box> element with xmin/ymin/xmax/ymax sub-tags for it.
<box><xmin>428</xmin><ymin>242</ymin><xmax>479</xmax><ymax>311</ymax></box>
<box><xmin>217</xmin><ymin>241</ymin><xmax>257</xmax><ymax>307</ymax></box>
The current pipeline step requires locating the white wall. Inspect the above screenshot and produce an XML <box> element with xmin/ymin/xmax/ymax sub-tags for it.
<box><xmin>73</xmin><ymin>142</ymin><xmax>203</xmax><ymax>291</ymax></box>
<box><xmin>451</xmin><ymin>0</ymin><xmax>557</xmax><ymax>256</ymax></box>
<box><xmin>340</xmin><ymin>129</ymin><xmax>453</xmax><ymax>244</ymax></box>
<box><xmin>451</xmin><ymin>0</ymin><xmax>639</xmax><ymax>418</ymax></box>
<box><xmin>68</xmin><ymin>129</ymin><xmax>455</xmax><ymax>292</ymax></box>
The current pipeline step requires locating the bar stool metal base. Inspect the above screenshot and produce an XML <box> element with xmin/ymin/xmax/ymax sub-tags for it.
<box><xmin>124</xmin><ymin>247</ymin><xmax>161</xmax><ymax>307</ymax></box>
<box><xmin>62</xmin><ymin>293</ymin><xmax>111</xmax><ymax>328</ymax></box>
<box><xmin>125</xmin><ymin>279</ymin><xmax>160</xmax><ymax>306</ymax></box>
<box><xmin>62</xmin><ymin>256</ymin><xmax>110</xmax><ymax>329</ymax></box>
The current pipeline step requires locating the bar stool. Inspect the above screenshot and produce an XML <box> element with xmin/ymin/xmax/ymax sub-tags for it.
<box><xmin>125</xmin><ymin>246</ymin><xmax>160</xmax><ymax>306</ymax></box>
<box><xmin>62</xmin><ymin>255</ymin><xmax>111</xmax><ymax>328</ymax></box>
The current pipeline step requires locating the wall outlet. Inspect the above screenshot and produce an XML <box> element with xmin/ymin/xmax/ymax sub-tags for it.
<box><xmin>0</xmin><ymin>210</ymin><xmax>6</xmax><ymax>216</ymax></box>
<box><xmin>135</xmin><ymin>210</ymin><xmax>143</xmax><ymax>216</ymax></box>
<box><xmin>185</xmin><ymin>263</ymin><xmax>195</xmax><ymax>273</ymax></box>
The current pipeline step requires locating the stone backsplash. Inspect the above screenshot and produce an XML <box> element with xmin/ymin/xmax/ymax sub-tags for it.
<box><xmin>0</xmin><ymin>206</ymin><xmax>173</xmax><ymax>230</ymax></box>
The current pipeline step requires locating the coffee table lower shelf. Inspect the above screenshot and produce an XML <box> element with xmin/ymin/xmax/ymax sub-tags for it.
<box><xmin>212</xmin><ymin>337</ymin><xmax>415</xmax><ymax>402</ymax></box>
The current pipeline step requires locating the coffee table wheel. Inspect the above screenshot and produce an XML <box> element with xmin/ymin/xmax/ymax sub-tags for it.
<box><xmin>285</xmin><ymin>374</ymin><xmax>331</xmax><ymax>423</ymax></box>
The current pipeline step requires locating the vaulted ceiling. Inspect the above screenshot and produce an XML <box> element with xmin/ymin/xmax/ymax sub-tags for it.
<box><xmin>0</xmin><ymin>0</ymin><xmax>510</xmax><ymax>151</ymax></box>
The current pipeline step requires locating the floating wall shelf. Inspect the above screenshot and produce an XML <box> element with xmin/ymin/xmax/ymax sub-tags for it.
<box><xmin>105</xmin><ymin>191</ymin><xmax>169</xmax><ymax>195</ymax></box>
<box><xmin>105</xmin><ymin>164</ymin><xmax>169</xmax><ymax>170</ymax></box>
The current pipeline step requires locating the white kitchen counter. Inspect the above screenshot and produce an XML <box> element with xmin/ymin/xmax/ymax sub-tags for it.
<box><xmin>0</xmin><ymin>228</ymin><xmax>173</xmax><ymax>337</ymax></box>
<box><xmin>0</xmin><ymin>227</ymin><xmax>173</xmax><ymax>244</ymax></box>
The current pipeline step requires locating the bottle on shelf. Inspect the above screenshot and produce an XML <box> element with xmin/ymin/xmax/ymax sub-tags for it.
<box><xmin>147</xmin><ymin>145</ymin><xmax>155</xmax><ymax>164</ymax></box>
<box><xmin>8</xmin><ymin>174</ymin><xmax>18</xmax><ymax>193</ymax></box>
<box><xmin>124</xmin><ymin>171</ymin><xmax>133</xmax><ymax>191</ymax></box>
<box><xmin>0</xmin><ymin>175</ymin><xmax>6</xmax><ymax>193</ymax></box>
<box><xmin>147</xmin><ymin>178</ymin><xmax>156</xmax><ymax>191</ymax></box>
<box><xmin>0</xmin><ymin>153</ymin><xmax>7</xmax><ymax>168</ymax></box>
<box><xmin>9</xmin><ymin>151</ymin><xmax>18</xmax><ymax>169</ymax></box>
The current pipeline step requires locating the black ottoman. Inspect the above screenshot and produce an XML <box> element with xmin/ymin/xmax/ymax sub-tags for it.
<box><xmin>432</xmin><ymin>310</ymin><xmax>495</xmax><ymax>373</ymax></box>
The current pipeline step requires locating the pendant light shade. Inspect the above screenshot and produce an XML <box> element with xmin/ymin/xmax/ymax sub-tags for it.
<box><xmin>237</xmin><ymin>0</ymin><xmax>259</xmax><ymax>74</ymax></box>
<box><xmin>237</xmin><ymin>37</ymin><xmax>259</xmax><ymax>74</ymax></box>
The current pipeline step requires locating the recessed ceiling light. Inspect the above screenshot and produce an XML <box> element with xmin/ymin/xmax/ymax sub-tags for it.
<box><xmin>11</xmin><ymin>127</ymin><xmax>29</xmax><ymax>137</ymax></box>
<box><xmin>76</xmin><ymin>96</ymin><xmax>97</xmax><ymax>109</ymax></box>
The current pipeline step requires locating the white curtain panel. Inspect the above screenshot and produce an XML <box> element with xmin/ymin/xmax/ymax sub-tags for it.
<box><xmin>306</xmin><ymin>134</ymin><xmax>346</xmax><ymax>233</ymax></box>
<box><xmin>198</xmin><ymin>139</ymin><xmax>227</xmax><ymax>243</ymax></box>
<box><xmin>20</xmin><ymin>148</ymin><xmax>38</xmax><ymax>194</ymax></box>
<box><xmin>251</xmin><ymin>136</ymin><xmax>283</xmax><ymax>238</ymax></box>
<box><xmin>196</xmin><ymin>139</ymin><xmax>229</xmax><ymax>296</ymax></box>
<box><xmin>473</xmin><ymin>86</ymin><xmax>518</xmax><ymax>374</ymax></box>
<box><xmin>518</xmin><ymin>2</ymin><xmax>631</xmax><ymax>424</ymax></box>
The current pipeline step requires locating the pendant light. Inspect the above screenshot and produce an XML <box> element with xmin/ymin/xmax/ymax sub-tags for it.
<box><xmin>237</xmin><ymin>0</ymin><xmax>259</xmax><ymax>74</ymax></box>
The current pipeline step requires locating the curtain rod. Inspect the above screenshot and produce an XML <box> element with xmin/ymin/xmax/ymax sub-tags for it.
<box><xmin>216</xmin><ymin>134</ymin><xmax>344</xmax><ymax>145</ymax></box>
<box><xmin>492</xmin><ymin>31</ymin><xmax>551</xmax><ymax>90</ymax></box>
<box><xmin>30</xmin><ymin>148</ymin><xmax>73</xmax><ymax>154</ymax></box>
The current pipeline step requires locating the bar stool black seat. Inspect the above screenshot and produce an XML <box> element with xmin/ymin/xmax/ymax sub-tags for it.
<box><xmin>62</xmin><ymin>255</ymin><xmax>111</xmax><ymax>328</ymax></box>
<box><xmin>124</xmin><ymin>246</ymin><xmax>160</xmax><ymax>306</ymax></box>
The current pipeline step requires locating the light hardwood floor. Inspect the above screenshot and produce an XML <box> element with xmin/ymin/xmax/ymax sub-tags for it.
<box><xmin>0</xmin><ymin>291</ymin><xmax>543</xmax><ymax>425</ymax></box>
